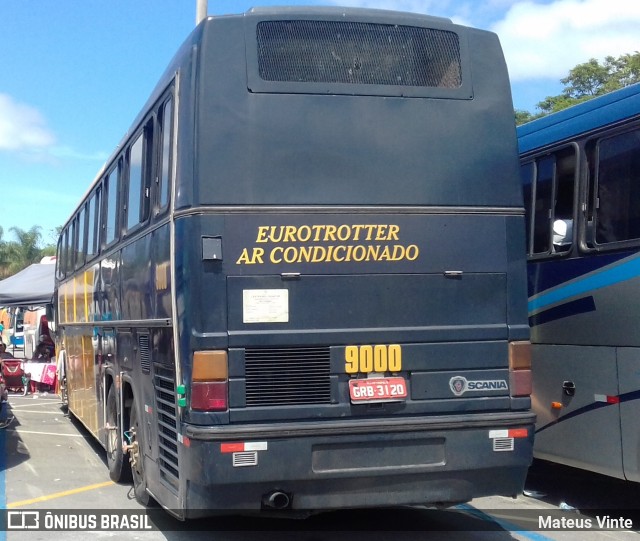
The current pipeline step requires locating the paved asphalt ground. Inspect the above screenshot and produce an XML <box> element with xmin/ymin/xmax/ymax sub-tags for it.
<box><xmin>2</xmin><ymin>388</ymin><xmax>640</xmax><ymax>540</ymax></box>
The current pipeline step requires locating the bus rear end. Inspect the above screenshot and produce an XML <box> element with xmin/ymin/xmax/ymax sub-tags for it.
<box><xmin>148</xmin><ymin>8</ymin><xmax>534</xmax><ymax>517</ymax></box>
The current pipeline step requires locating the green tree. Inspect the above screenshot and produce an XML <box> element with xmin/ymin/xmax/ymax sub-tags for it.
<box><xmin>0</xmin><ymin>226</ymin><xmax>11</xmax><ymax>279</ymax></box>
<box><xmin>603</xmin><ymin>53</ymin><xmax>640</xmax><ymax>91</ymax></box>
<box><xmin>5</xmin><ymin>226</ymin><xmax>46</xmax><ymax>276</ymax></box>
<box><xmin>0</xmin><ymin>225</ymin><xmax>59</xmax><ymax>279</ymax></box>
<box><xmin>561</xmin><ymin>57</ymin><xmax>611</xmax><ymax>98</ymax></box>
<box><xmin>536</xmin><ymin>94</ymin><xmax>592</xmax><ymax>116</ymax></box>
<box><xmin>515</xmin><ymin>109</ymin><xmax>536</xmax><ymax>125</ymax></box>
<box><xmin>516</xmin><ymin>51</ymin><xmax>640</xmax><ymax>125</ymax></box>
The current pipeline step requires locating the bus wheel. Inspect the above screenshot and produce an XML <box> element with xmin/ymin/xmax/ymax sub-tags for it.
<box><xmin>106</xmin><ymin>386</ymin><xmax>131</xmax><ymax>482</ymax></box>
<box><xmin>129</xmin><ymin>401</ymin><xmax>153</xmax><ymax>506</ymax></box>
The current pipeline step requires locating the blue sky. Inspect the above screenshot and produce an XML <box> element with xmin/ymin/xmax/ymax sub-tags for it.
<box><xmin>1</xmin><ymin>0</ymin><xmax>638</xmax><ymax>244</ymax></box>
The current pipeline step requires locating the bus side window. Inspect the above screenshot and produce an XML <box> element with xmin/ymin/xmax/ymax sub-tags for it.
<box><xmin>104</xmin><ymin>164</ymin><xmax>120</xmax><ymax>245</ymax></box>
<box><xmin>75</xmin><ymin>205</ymin><xmax>86</xmax><ymax>269</ymax></box>
<box><xmin>584</xmin><ymin>141</ymin><xmax>597</xmax><ymax>247</ymax></box>
<box><xmin>532</xmin><ymin>156</ymin><xmax>554</xmax><ymax>254</ymax></box>
<box><xmin>524</xmin><ymin>145</ymin><xmax>577</xmax><ymax>257</ymax></box>
<box><xmin>125</xmin><ymin>119</ymin><xmax>153</xmax><ymax>232</ymax></box>
<box><xmin>127</xmin><ymin>133</ymin><xmax>144</xmax><ymax>231</ymax></box>
<box><xmin>86</xmin><ymin>187</ymin><xmax>101</xmax><ymax>260</ymax></box>
<box><xmin>69</xmin><ymin>216</ymin><xmax>78</xmax><ymax>272</ymax></box>
<box><xmin>595</xmin><ymin>128</ymin><xmax>640</xmax><ymax>245</ymax></box>
<box><xmin>158</xmin><ymin>97</ymin><xmax>173</xmax><ymax>212</ymax></box>
<box><xmin>57</xmin><ymin>229</ymin><xmax>69</xmax><ymax>280</ymax></box>
<box><xmin>551</xmin><ymin>146</ymin><xmax>576</xmax><ymax>252</ymax></box>
<box><xmin>520</xmin><ymin>161</ymin><xmax>535</xmax><ymax>255</ymax></box>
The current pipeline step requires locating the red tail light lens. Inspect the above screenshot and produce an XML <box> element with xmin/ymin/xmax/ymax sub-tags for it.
<box><xmin>191</xmin><ymin>351</ymin><xmax>228</xmax><ymax>411</ymax></box>
<box><xmin>191</xmin><ymin>381</ymin><xmax>228</xmax><ymax>411</ymax></box>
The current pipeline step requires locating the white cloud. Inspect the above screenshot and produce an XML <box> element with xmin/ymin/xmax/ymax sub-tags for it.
<box><xmin>0</xmin><ymin>93</ymin><xmax>56</xmax><ymax>151</ymax></box>
<box><xmin>50</xmin><ymin>146</ymin><xmax>109</xmax><ymax>162</ymax></box>
<box><xmin>324</xmin><ymin>0</ymin><xmax>639</xmax><ymax>84</ymax></box>
<box><xmin>323</xmin><ymin>0</ymin><xmax>442</xmax><ymax>13</ymax></box>
<box><xmin>0</xmin><ymin>94</ymin><xmax>106</xmax><ymax>164</ymax></box>
<box><xmin>321</xmin><ymin>0</ymin><xmax>522</xmax><ymax>27</ymax></box>
<box><xmin>493</xmin><ymin>0</ymin><xmax>640</xmax><ymax>81</ymax></box>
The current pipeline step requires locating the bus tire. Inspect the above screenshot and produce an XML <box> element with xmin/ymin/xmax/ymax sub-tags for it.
<box><xmin>129</xmin><ymin>400</ymin><xmax>153</xmax><ymax>506</ymax></box>
<box><xmin>106</xmin><ymin>385</ymin><xmax>131</xmax><ymax>483</ymax></box>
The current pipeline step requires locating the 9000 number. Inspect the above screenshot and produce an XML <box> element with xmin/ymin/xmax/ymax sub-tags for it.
<box><xmin>345</xmin><ymin>344</ymin><xmax>402</xmax><ymax>374</ymax></box>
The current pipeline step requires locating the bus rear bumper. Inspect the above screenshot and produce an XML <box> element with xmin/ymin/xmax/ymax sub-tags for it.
<box><xmin>177</xmin><ymin>412</ymin><xmax>535</xmax><ymax>518</ymax></box>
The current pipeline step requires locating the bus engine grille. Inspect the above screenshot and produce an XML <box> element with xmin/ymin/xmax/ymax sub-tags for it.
<box><xmin>245</xmin><ymin>347</ymin><xmax>331</xmax><ymax>407</ymax></box>
<box><xmin>256</xmin><ymin>20</ymin><xmax>462</xmax><ymax>88</ymax></box>
<box><xmin>154</xmin><ymin>368</ymin><xmax>180</xmax><ymax>492</ymax></box>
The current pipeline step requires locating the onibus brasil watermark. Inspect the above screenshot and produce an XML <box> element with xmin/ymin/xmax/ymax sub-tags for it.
<box><xmin>5</xmin><ymin>510</ymin><xmax>154</xmax><ymax>531</ymax></box>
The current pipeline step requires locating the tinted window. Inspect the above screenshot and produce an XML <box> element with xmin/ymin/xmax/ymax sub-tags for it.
<box><xmin>532</xmin><ymin>157</ymin><xmax>554</xmax><ymax>254</ymax></box>
<box><xmin>595</xmin><ymin>128</ymin><xmax>640</xmax><ymax>244</ymax></box>
<box><xmin>159</xmin><ymin>99</ymin><xmax>173</xmax><ymax>209</ymax></box>
<box><xmin>86</xmin><ymin>188</ymin><xmax>101</xmax><ymax>259</ymax></box>
<box><xmin>58</xmin><ymin>229</ymin><xmax>69</xmax><ymax>278</ymax></box>
<box><xmin>76</xmin><ymin>206</ymin><xmax>86</xmax><ymax>269</ymax></box>
<box><xmin>105</xmin><ymin>166</ymin><xmax>119</xmax><ymax>244</ymax></box>
<box><xmin>127</xmin><ymin>133</ymin><xmax>144</xmax><ymax>230</ymax></box>
<box><xmin>523</xmin><ymin>145</ymin><xmax>576</xmax><ymax>256</ymax></box>
<box><xmin>520</xmin><ymin>162</ymin><xmax>534</xmax><ymax>253</ymax></box>
<box><xmin>70</xmin><ymin>218</ymin><xmax>78</xmax><ymax>271</ymax></box>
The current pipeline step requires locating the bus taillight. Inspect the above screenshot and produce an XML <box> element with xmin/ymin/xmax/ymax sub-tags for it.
<box><xmin>509</xmin><ymin>341</ymin><xmax>532</xmax><ymax>397</ymax></box>
<box><xmin>191</xmin><ymin>350</ymin><xmax>228</xmax><ymax>411</ymax></box>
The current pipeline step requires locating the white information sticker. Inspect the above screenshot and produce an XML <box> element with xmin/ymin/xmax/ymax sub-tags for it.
<box><xmin>243</xmin><ymin>289</ymin><xmax>289</xmax><ymax>323</ymax></box>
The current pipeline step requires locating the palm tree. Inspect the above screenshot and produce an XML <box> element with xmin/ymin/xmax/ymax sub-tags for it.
<box><xmin>0</xmin><ymin>226</ymin><xmax>11</xmax><ymax>279</ymax></box>
<box><xmin>6</xmin><ymin>226</ymin><xmax>45</xmax><ymax>275</ymax></box>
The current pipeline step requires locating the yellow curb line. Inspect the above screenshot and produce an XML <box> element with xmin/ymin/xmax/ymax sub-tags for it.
<box><xmin>7</xmin><ymin>481</ymin><xmax>115</xmax><ymax>508</ymax></box>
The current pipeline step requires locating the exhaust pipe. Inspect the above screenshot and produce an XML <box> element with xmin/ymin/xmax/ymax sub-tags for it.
<box><xmin>263</xmin><ymin>490</ymin><xmax>291</xmax><ymax>510</ymax></box>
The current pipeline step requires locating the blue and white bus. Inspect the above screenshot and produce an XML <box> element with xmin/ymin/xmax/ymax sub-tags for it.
<box><xmin>518</xmin><ymin>83</ymin><xmax>640</xmax><ymax>481</ymax></box>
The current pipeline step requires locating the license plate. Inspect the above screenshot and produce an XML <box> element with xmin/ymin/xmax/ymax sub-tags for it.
<box><xmin>349</xmin><ymin>377</ymin><xmax>408</xmax><ymax>403</ymax></box>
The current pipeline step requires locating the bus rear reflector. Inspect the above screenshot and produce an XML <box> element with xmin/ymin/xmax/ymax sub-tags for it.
<box><xmin>191</xmin><ymin>350</ymin><xmax>229</xmax><ymax>411</ymax></box>
<box><xmin>509</xmin><ymin>369</ymin><xmax>532</xmax><ymax>397</ymax></box>
<box><xmin>509</xmin><ymin>341</ymin><xmax>531</xmax><ymax>397</ymax></box>
<box><xmin>509</xmin><ymin>341</ymin><xmax>531</xmax><ymax>370</ymax></box>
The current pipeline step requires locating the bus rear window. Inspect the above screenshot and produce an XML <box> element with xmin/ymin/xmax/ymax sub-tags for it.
<box><xmin>256</xmin><ymin>20</ymin><xmax>461</xmax><ymax>88</ymax></box>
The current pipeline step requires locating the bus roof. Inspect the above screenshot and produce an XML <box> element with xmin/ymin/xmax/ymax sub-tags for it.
<box><xmin>246</xmin><ymin>5</ymin><xmax>453</xmax><ymax>25</ymax></box>
<box><xmin>517</xmin><ymin>82</ymin><xmax>640</xmax><ymax>155</ymax></box>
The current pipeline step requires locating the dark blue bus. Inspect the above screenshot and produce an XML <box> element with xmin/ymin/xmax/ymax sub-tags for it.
<box><xmin>55</xmin><ymin>7</ymin><xmax>533</xmax><ymax>519</ymax></box>
<box><xmin>519</xmin><ymin>82</ymin><xmax>640</xmax><ymax>481</ymax></box>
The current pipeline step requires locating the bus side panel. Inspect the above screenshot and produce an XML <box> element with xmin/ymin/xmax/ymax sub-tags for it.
<box><xmin>618</xmin><ymin>347</ymin><xmax>640</xmax><ymax>481</ymax></box>
<box><xmin>532</xmin><ymin>344</ymin><xmax>623</xmax><ymax>479</ymax></box>
<box><xmin>529</xmin><ymin>253</ymin><xmax>640</xmax><ymax>347</ymax></box>
<box><xmin>121</xmin><ymin>235</ymin><xmax>152</xmax><ymax>322</ymax></box>
<box><xmin>60</xmin><ymin>263</ymin><xmax>103</xmax><ymax>439</ymax></box>
<box><xmin>152</xmin><ymin>224</ymin><xmax>173</xmax><ymax>320</ymax></box>
<box><xmin>505</xmin><ymin>215</ymin><xmax>530</xmax><ymax>341</ymax></box>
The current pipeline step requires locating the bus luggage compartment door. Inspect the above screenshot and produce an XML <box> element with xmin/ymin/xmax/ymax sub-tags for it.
<box><xmin>226</xmin><ymin>273</ymin><xmax>508</xmax><ymax>347</ymax></box>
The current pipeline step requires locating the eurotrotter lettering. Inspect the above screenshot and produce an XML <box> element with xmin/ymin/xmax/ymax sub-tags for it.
<box><xmin>236</xmin><ymin>223</ymin><xmax>420</xmax><ymax>265</ymax></box>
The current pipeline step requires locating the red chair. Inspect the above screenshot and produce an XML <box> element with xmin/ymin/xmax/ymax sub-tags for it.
<box><xmin>1</xmin><ymin>360</ymin><xmax>25</xmax><ymax>393</ymax></box>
